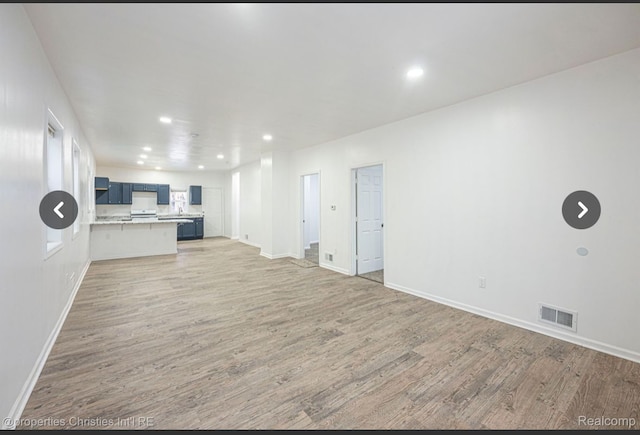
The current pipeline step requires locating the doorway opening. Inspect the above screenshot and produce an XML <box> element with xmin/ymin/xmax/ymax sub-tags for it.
<box><xmin>301</xmin><ymin>173</ymin><xmax>320</xmax><ymax>266</ymax></box>
<box><xmin>353</xmin><ymin>164</ymin><xmax>384</xmax><ymax>284</ymax></box>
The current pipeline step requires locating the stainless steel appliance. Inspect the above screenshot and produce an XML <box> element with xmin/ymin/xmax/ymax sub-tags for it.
<box><xmin>130</xmin><ymin>209</ymin><xmax>158</xmax><ymax>222</ymax></box>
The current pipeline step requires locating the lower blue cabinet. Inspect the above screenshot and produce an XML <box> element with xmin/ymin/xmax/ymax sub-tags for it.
<box><xmin>177</xmin><ymin>217</ymin><xmax>204</xmax><ymax>241</ymax></box>
<box><xmin>194</xmin><ymin>218</ymin><xmax>203</xmax><ymax>238</ymax></box>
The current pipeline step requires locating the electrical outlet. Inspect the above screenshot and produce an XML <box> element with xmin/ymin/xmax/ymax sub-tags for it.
<box><xmin>479</xmin><ymin>276</ymin><xmax>486</xmax><ymax>288</ymax></box>
<box><xmin>325</xmin><ymin>253</ymin><xmax>333</xmax><ymax>261</ymax></box>
<box><xmin>245</xmin><ymin>234</ymin><xmax>248</xmax><ymax>240</ymax></box>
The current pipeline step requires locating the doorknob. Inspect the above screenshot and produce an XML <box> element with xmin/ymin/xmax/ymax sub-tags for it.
<box><xmin>381</xmin><ymin>223</ymin><xmax>384</xmax><ymax>228</ymax></box>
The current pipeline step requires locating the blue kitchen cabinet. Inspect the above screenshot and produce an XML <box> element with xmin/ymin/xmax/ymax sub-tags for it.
<box><xmin>189</xmin><ymin>185</ymin><xmax>202</xmax><ymax>205</ymax></box>
<box><xmin>108</xmin><ymin>182</ymin><xmax>122</xmax><ymax>204</ymax></box>
<box><xmin>95</xmin><ymin>189</ymin><xmax>108</xmax><ymax>204</ymax></box>
<box><xmin>177</xmin><ymin>218</ymin><xmax>203</xmax><ymax>240</ymax></box>
<box><xmin>181</xmin><ymin>221</ymin><xmax>196</xmax><ymax>239</ymax></box>
<box><xmin>132</xmin><ymin>183</ymin><xmax>145</xmax><ymax>192</ymax></box>
<box><xmin>157</xmin><ymin>184</ymin><xmax>170</xmax><ymax>205</ymax></box>
<box><xmin>95</xmin><ymin>177</ymin><xmax>109</xmax><ymax>204</ymax></box>
<box><xmin>195</xmin><ymin>217</ymin><xmax>203</xmax><ymax>238</ymax></box>
<box><xmin>95</xmin><ymin>177</ymin><xmax>109</xmax><ymax>190</ymax></box>
<box><xmin>121</xmin><ymin>183</ymin><xmax>133</xmax><ymax>205</ymax></box>
<box><xmin>145</xmin><ymin>184</ymin><xmax>158</xmax><ymax>192</ymax></box>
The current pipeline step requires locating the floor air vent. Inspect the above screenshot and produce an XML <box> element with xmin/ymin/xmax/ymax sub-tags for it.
<box><xmin>538</xmin><ymin>303</ymin><xmax>577</xmax><ymax>332</ymax></box>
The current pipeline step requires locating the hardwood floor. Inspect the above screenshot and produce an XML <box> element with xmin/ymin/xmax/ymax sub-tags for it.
<box><xmin>358</xmin><ymin>269</ymin><xmax>384</xmax><ymax>284</ymax></box>
<box><xmin>19</xmin><ymin>238</ymin><xmax>640</xmax><ymax>429</ymax></box>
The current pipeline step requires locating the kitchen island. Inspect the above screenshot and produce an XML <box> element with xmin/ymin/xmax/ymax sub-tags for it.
<box><xmin>90</xmin><ymin>218</ymin><xmax>194</xmax><ymax>261</ymax></box>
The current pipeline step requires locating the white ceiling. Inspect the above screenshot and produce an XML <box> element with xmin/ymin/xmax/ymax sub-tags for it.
<box><xmin>24</xmin><ymin>3</ymin><xmax>640</xmax><ymax>171</ymax></box>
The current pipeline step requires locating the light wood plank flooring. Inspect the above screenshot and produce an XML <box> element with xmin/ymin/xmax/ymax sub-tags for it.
<box><xmin>19</xmin><ymin>238</ymin><xmax>640</xmax><ymax>429</ymax></box>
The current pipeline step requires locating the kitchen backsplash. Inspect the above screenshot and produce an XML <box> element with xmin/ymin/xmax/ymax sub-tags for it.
<box><xmin>96</xmin><ymin>203</ymin><xmax>203</xmax><ymax>217</ymax></box>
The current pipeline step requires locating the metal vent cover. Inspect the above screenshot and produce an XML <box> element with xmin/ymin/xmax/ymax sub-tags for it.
<box><xmin>538</xmin><ymin>303</ymin><xmax>577</xmax><ymax>332</ymax></box>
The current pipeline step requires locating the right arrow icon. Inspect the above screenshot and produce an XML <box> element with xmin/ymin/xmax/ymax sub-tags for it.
<box><xmin>562</xmin><ymin>191</ymin><xmax>600</xmax><ymax>230</ymax></box>
<box><xmin>577</xmin><ymin>201</ymin><xmax>588</xmax><ymax>219</ymax></box>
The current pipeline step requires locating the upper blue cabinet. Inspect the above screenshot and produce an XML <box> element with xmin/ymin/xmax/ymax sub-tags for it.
<box><xmin>96</xmin><ymin>178</ymin><xmax>170</xmax><ymax>205</ymax></box>
<box><xmin>189</xmin><ymin>185</ymin><xmax>202</xmax><ymax>205</ymax></box>
<box><xmin>157</xmin><ymin>184</ymin><xmax>170</xmax><ymax>205</ymax></box>
<box><xmin>95</xmin><ymin>176</ymin><xmax>109</xmax><ymax>190</ymax></box>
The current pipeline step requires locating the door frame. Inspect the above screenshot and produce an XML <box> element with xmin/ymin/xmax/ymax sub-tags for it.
<box><xmin>299</xmin><ymin>171</ymin><xmax>321</xmax><ymax>260</ymax></box>
<box><xmin>351</xmin><ymin>162</ymin><xmax>386</xmax><ymax>278</ymax></box>
<box><xmin>202</xmin><ymin>186</ymin><xmax>224</xmax><ymax>238</ymax></box>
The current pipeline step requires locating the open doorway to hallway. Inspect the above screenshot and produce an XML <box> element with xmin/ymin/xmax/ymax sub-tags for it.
<box><xmin>353</xmin><ymin>164</ymin><xmax>384</xmax><ymax>284</ymax></box>
<box><xmin>302</xmin><ymin>173</ymin><xmax>320</xmax><ymax>265</ymax></box>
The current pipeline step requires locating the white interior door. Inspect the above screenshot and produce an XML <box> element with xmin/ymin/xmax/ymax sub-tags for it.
<box><xmin>202</xmin><ymin>187</ymin><xmax>223</xmax><ymax>237</ymax></box>
<box><xmin>356</xmin><ymin>165</ymin><xmax>383</xmax><ymax>274</ymax></box>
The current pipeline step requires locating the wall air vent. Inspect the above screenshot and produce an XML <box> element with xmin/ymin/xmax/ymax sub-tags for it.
<box><xmin>538</xmin><ymin>303</ymin><xmax>577</xmax><ymax>332</ymax></box>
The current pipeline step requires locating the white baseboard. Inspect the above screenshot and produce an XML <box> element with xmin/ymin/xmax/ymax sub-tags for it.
<box><xmin>260</xmin><ymin>251</ymin><xmax>293</xmax><ymax>260</ymax></box>
<box><xmin>320</xmin><ymin>263</ymin><xmax>350</xmax><ymax>275</ymax></box>
<box><xmin>230</xmin><ymin>236</ymin><xmax>239</xmax><ymax>240</ymax></box>
<box><xmin>3</xmin><ymin>260</ymin><xmax>91</xmax><ymax>430</ymax></box>
<box><xmin>238</xmin><ymin>239</ymin><xmax>261</xmax><ymax>248</ymax></box>
<box><xmin>385</xmin><ymin>281</ymin><xmax>640</xmax><ymax>364</ymax></box>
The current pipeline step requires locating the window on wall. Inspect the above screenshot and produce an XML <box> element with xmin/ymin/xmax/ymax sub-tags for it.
<box><xmin>170</xmin><ymin>190</ymin><xmax>187</xmax><ymax>214</ymax></box>
<box><xmin>72</xmin><ymin>140</ymin><xmax>80</xmax><ymax>237</ymax></box>
<box><xmin>45</xmin><ymin>109</ymin><xmax>64</xmax><ymax>257</ymax></box>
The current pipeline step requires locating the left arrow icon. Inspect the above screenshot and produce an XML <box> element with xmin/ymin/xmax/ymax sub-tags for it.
<box><xmin>54</xmin><ymin>201</ymin><xmax>64</xmax><ymax>218</ymax></box>
<box><xmin>39</xmin><ymin>191</ymin><xmax>78</xmax><ymax>229</ymax></box>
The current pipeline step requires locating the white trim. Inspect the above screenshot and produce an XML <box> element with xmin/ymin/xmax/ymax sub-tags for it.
<box><xmin>299</xmin><ymin>171</ymin><xmax>321</xmax><ymax>262</ymax></box>
<box><xmin>44</xmin><ymin>241</ymin><xmax>63</xmax><ymax>260</ymax></box>
<box><xmin>230</xmin><ymin>236</ymin><xmax>239</xmax><ymax>240</ymax></box>
<box><xmin>320</xmin><ymin>263</ymin><xmax>350</xmax><ymax>275</ymax></box>
<box><xmin>385</xmin><ymin>281</ymin><xmax>640</xmax><ymax>365</ymax></box>
<box><xmin>351</xmin><ymin>162</ymin><xmax>386</xmax><ymax>276</ymax></box>
<box><xmin>71</xmin><ymin>139</ymin><xmax>81</xmax><ymax>240</ymax></box>
<box><xmin>260</xmin><ymin>251</ymin><xmax>293</xmax><ymax>260</ymax></box>
<box><xmin>238</xmin><ymin>239</ymin><xmax>261</xmax><ymax>248</ymax></box>
<box><xmin>3</xmin><ymin>260</ymin><xmax>91</xmax><ymax>430</ymax></box>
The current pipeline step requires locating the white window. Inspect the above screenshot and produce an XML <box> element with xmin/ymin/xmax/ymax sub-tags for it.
<box><xmin>170</xmin><ymin>190</ymin><xmax>188</xmax><ymax>214</ymax></box>
<box><xmin>44</xmin><ymin>109</ymin><xmax>64</xmax><ymax>257</ymax></box>
<box><xmin>72</xmin><ymin>139</ymin><xmax>81</xmax><ymax>237</ymax></box>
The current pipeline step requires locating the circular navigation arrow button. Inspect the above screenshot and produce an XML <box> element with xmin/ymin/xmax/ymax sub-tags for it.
<box><xmin>39</xmin><ymin>190</ymin><xmax>78</xmax><ymax>229</ymax></box>
<box><xmin>562</xmin><ymin>190</ymin><xmax>600</xmax><ymax>230</ymax></box>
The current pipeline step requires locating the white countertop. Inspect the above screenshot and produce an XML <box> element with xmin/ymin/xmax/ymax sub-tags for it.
<box><xmin>91</xmin><ymin>218</ymin><xmax>194</xmax><ymax>225</ymax></box>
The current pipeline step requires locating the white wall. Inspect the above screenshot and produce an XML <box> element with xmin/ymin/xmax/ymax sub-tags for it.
<box><xmin>287</xmin><ymin>48</ymin><xmax>640</xmax><ymax>362</ymax></box>
<box><xmin>236</xmin><ymin>160</ymin><xmax>262</xmax><ymax>248</ymax></box>
<box><xmin>260</xmin><ymin>150</ymin><xmax>293</xmax><ymax>259</ymax></box>
<box><xmin>0</xmin><ymin>4</ymin><xmax>96</xmax><ymax>427</ymax></box>
<box><xmin>95</xmin><ymin>166</ymin><xmax>231</xmax><ymax>237</ymax></box>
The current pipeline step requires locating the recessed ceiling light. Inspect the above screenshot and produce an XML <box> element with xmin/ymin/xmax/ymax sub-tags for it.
<box><xmin>406</xmin><ymin>67</ymin><xmax>424</xmax><ymax>79</ymax></box>
<box><xmin>155</xmin><ymin>166</ymin><xmax>162</xmax><ymax>170</ymax></box>
<box><xmin>159</xmin><ymin>116</ymin><xmax>172</xmax><ymax>124</ymax></box>
<box><xmin>198</xmin><ymin>165</ymin><xmax>204</xmax><ymax>169</ymax></box>
<box><xmin>137</xmin><ymin>160</ymin><xmax>144</xmax><ymax>165</ymax></box>
<box><xmin>143</xmin><ymin>146</ymin><xmax>152</xmax><ymax>152</ymax></box>
<box><xmin>140</xmin><ymin>154</ymin><xmax>148</xmax><ymax>159</ymax></box>
<box><xmin>263</xmin><ymin>134</ymin><xmax>272</xmax><ymax>141</ymax></box>
<box><xmin>217</xmin><ymin>154</ymin><xmax>224</xmax><ymax>159</ymax></box>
